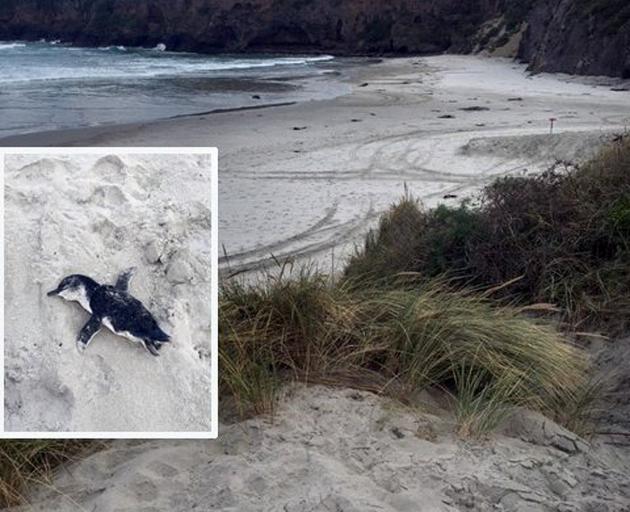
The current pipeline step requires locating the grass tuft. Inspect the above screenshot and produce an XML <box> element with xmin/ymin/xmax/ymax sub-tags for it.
<box><xmin>0</xmin><ymin>440</ymin><xmax>96</xmax><ymax>508</ymax></box>
<box><xmin>452</xmin><ymin>364</ymin><xmax>520</xmax><ymax>438</ymax></box>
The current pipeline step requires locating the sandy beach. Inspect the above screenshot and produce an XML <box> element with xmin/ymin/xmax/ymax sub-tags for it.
<box><xmin>3</xmin><ymin>55</ymin><xmax>629</xmax><ymax>276</ymax></box>
<box><xmin>4</xmin><ymin>152</ymin><xmax>214</xmax><ymax>432</ymax></box>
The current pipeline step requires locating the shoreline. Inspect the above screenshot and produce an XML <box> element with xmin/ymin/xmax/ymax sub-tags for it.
<box><xmin>1</xmin><ymin>37</ymin><xmax>426</xmax><ymax>59</ymax></box>
<box><xmin>0</xmin><ymin>101</ymin><xmax>299</xmax><ymax>147</ymax></box>
<box><xmin>0</xmin><ymin>41</ymin><xmax>356</xmax><ymax>141</ymax></box>
<box><xmin>3</xmin><ymin>54</ymin><xmax>627</xmax><ymax>149</ymax></box>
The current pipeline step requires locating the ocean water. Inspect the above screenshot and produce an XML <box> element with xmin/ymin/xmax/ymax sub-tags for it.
<box><xmin>0</xmin><ymin>41</ymin><xmax>343</xmax><ymax>138</ymax></box>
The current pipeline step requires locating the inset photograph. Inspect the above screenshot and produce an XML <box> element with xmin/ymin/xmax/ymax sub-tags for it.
<box><xmin>3</xmin><ymin>149</ymin><xmax>217</xmax><ymax>436</ymax></box>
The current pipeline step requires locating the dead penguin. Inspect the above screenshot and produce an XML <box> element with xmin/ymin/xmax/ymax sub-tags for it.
<box><xmin>47</xmin><ymin>267</ymin><xmax>170</xmax><ymax>356</ymax></box>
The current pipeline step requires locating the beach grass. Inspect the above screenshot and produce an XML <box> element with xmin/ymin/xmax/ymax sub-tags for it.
<box><xmin>220</xmin><ymin>271</ymin><xmax>591</xmax><ymax>436</ymax></box>
<box><xmin>0</xmin><ymin>440</ymin><xmax>97</xmax><ymax>508</ymax></box>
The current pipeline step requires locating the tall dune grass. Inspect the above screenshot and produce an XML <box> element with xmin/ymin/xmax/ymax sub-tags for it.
<box><xmin>0</xmin><ymin>440</ymin><xmax>95</xmax><ymax>508</ymax></box>
<box><xmin>220</xmin><ymin>272</ymin><xmax>591</xmax><ymax>435</ymax></box>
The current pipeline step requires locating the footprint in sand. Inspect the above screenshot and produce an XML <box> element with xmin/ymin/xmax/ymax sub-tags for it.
<box><xmin>91</xmin><ymin>155</ymin><xmax>151</xmax><ymax>201</ymax></box>
<box><xmin>92</xmin><ymin>154</ymin><xmax>127</xmax><ymax>179</ymax></box>
<box><xmin>146</xmin><ymin>460</ymin><xmax>180</xmax><ymax>478</ymax></box>
<box><xmin>94</xmin><ymin>355</ymin><xmax>118</xmax><ymax>394</ymax></box>
<box><xmin>11</xmin><ymin>157</ymin><xmax>70</xmax><ymax>181</ymax></box>
<box><xmin>89</xmin><ymin>184</ymin><xmax>129</xmax><ymax>208</ymax></box>
<box><xmin>90</xmin><ymin>217</ymin><xmax>126</xmax><ymax>250</ymax></box>
<box><xmin>125</xmin><ymin>477</ymin><xmax>160</xmax><ymax>503</ymax></box>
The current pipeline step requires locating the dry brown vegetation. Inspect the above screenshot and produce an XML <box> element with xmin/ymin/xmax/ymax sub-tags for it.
<box><xmin>220</xmin><ymin>271</ymin><xmax>592</xmax><ymax>436</ymax></box>
<box><xmin>0</xmin><ymin>440</ymin><xmax>97</xmax><ymax>508</ymax></box>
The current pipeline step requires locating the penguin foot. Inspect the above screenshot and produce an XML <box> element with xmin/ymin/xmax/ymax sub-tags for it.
<box><xmin>76</xmin><ymin>340</ymin><xmax>88</xmax><ymax>353</ymax></box>
<box><xmin>144</xmin><ymin>341</ymin><xmax>161</xmax><ymax>357</ymax></box>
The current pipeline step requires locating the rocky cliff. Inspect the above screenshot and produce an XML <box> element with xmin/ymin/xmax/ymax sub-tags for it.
<box><xmin>0</xmin><ymin>0</ymin><xmax>503</xmax><ymax>54</ymax></box>
<box><xmin>0</xmin><ymin>0</ymin><xmax>628</xmax><ymax>77</ymax></box>
<box><xmin>519</xmin><ymin>0</ymin><xmax>630</xmax><ymax>78</ymax></box>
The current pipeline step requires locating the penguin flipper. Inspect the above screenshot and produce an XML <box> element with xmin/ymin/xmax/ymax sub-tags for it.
<box><xmin>77</xmin><ymin>315</ymin><xmax>102</xmax><ymax>353</ymax></box>
<box><xmin>115</xmin><ymin>267</ymin><xmax>137</xmax><ymax>291</ymax></box>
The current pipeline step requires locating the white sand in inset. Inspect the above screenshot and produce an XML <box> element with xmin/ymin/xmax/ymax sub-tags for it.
<box><xmin>4</xmin><ymin>153</ymin><xmax>213</xmax><ymax>432</ymax></box>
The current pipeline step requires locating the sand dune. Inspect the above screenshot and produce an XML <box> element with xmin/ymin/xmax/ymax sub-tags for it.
<box><xmin>11</xmin><ymin>359</ymin><xmax>630</xmax><ymax>511</ymax></box>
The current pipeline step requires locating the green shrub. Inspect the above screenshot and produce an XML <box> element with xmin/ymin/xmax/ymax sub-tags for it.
<box><xmin>345</xmin><ymin>197</ymin><xmax>487</xmax><ymax>282</ymax></box>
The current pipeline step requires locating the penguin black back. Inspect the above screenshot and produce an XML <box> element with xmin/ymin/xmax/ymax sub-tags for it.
<box><xmin>48</xmin><ymin>268</ymin><xmax>171</xmax><ymax>356</ymax></box>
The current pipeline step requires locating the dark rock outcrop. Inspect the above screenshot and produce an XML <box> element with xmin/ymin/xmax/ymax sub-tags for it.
<box><xmin>0</xmin><ymin>0</ymin><xmax>628</xmax><ymax>77</ymax></box>
<box><xmin>519</xmin><ymin>0</ymin><xmax>630</xmax><ymax>78</ymax></box>
<box><xmin>0</xmin><ymin>0</ymin><xmax>503</xmax><ymax>55</ymax></box>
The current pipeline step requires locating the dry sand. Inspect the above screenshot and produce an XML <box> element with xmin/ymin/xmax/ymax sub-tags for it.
<box><xmin>10</xmin><ymin>337</ymin><xmax>630</xmax><ymax>512</ymax></box>
<box><xmin>4</xmin><ymin>153</ymin><xmax>214</xmax><ymax>432</ymax></box>
<box><xmin>2</xmin><ymin>55</ymin><xmax>628</xmax><ymax>276</ymax></box>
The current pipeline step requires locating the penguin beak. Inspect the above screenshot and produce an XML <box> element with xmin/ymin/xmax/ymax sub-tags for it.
<box><xmin>47</xmin><ymin>288</ymin><xmax>60</xmax><ymax>297</ymax></box>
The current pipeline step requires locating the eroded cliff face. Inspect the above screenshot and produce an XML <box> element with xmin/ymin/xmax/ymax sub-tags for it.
<box><xmin>519</xmin><ymin>0</ymin><xmax>630</xmax><ymax>78</ymax></box>
<box><xmin>0</xmin><ymin>0</ymin><xmax>628</xmax><ymax>77</ymax></box>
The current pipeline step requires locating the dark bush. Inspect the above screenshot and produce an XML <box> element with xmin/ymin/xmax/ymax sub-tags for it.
<box><xmin>345</xmin><ymin>138</ymin><xmax>630</xmax><ymax>332</ymax></box>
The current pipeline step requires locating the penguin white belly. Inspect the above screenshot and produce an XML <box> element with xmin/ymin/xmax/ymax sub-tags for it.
<box><xmin>58</xmin><ymin>286</ymin><xmax>92</xmax><ymax>313</ymax></box>
<box><xmin>102</xmin><ymin>317</ymin><xmax>144</xmax><ymax>345</ymax></box>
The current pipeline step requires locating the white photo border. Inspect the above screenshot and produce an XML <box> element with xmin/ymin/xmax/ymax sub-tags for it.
<box><xmin>0</xmin><ymin>147</ymin><xmax>219</xmax><ymax>440</ymax></box>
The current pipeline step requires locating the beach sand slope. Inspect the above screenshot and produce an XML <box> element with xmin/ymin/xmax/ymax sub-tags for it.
<box><xmin>11</xmin><ymin>366</ymin><xmax>630</xmax><ymax>511</ymax></box>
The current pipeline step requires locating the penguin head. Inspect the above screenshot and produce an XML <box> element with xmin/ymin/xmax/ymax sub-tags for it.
<box><xmin>47</xmin><ymin>274</ymin><xmax>98</xmax><ymax>312</ymax></box>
